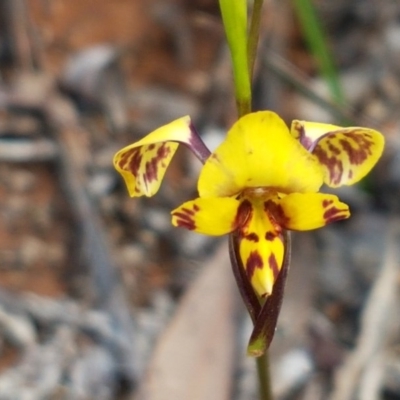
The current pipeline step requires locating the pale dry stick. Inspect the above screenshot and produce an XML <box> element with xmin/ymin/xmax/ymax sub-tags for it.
<box><xmin>41</xmin><ymin>94</ymin><xmax>139</xmax><ymax>384</ymax></box>
<box><xmin>0</xmin><ymin>139</ymin><xmax>58</xmax><ymax>162</ymax></box>
<box><xmin>330</xmin><ymin>217</ymin><xmax>400</xmax><ymax>400</ymax></box>
<box><xmin>358</xmin><ymin>352</ymin><xmax>386</xmax><ymax>400</ymax></box>
<box><xmin>137</xmin><ymin>242</ymin><xmax>237</xmax><ymax>400</ymax></box>
<box><xmin>58</xmin><ymin>121</ymin><xmax>137</xmax><ymax>377</ymax></box>
<box><xmin>0</xmin><ymin>0</ymin><xmax>43</xmax><ymax>72</ymax></box>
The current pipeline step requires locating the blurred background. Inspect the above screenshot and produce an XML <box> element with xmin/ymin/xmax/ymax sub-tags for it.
<box><xmin>0</xmin><ymin>0</ymin><xmax>398</xmax><ymax>399</ymax></box>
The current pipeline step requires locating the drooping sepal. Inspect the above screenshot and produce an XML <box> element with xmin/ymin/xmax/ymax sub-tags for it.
<box><xmin>247</xmin><ymin>231</ymin><xmax>291</xmax><ymax>357</ymax></box>
<box><xmin>113</xmin><ymin>116</ymin><xmax>211</xmax><ymax>197</ymax></box>
<box><xmin>229</xmin><ymin>232</ymin><xmax>261</xmax><ymax>324</ymax></box>
<box><xmin>229</xmin><ymin>230</ymin><xmax>291</xmax><ymax>357</ymax></box>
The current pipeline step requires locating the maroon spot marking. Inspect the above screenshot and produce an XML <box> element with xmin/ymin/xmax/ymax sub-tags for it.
<box><xmin>128</xmin><ymin>149</ymin><xmax>143</xmax><ymax>175</ymax></box>
<box><xmin>313</xmin><ymin>145</ymin><xmax>343</xmax><ymax>185</ymax></box>
<box><xmin>148</xmin><ymin>144</ymin><xmax>156</xmax><ymax>150</ymax></box>
<box><xmin>339</xmin><ymin>131</ymin><xmax>374</xmax><ymax>165</ymax></box>
<box><xmin>265</xmin><ymin>231</ymin><xmax>275</xmax><ymax>241</ymax></box>
<box><xmin>323</xmin><ymin>207</ymin><xmax>347</xmax><ymax>224</ymax></box>
<box><xmin>118</xmin><ymin>150</ymin><xmax>132</xmax><ymax>168</ymax></box>
<box><xmin>143</xmin><ymin>144</ymin><xmax>172</xmax><ymax>184</ymax></box>
<box><xmin>193</xmin><ymin>203</ymin><xmax>200</xmax><ymax>212</ymax></box>
<box><xmin>328</xmin><ymin>143</ymin><xmax>341</xmax><ymax>156</ymax></box>
<box><xmin>172</xmin><ymin>208</ymin><xmax>196</xmax><ymax>230</ymax></box>
<box><xmin>264</xmin><ymin>200</ymin><xmax>290</xmax><ymax>227</ymax></box>
<box><xmin>117</xmin><ymin>148</ymin><xmax>142</xmax><ymax>177</ymax></box>
<box><xmin>268</xmin><ymin>253</ymin><xmax>280</xmax><ymax>281</ymax></box>
<box><xmin>245</xmin><ymin>233</ymin><xmax>259</xmax><ymax>242</ymax></box>
<box><xmin>322</xmin><ymin>199</ymin><xmax>334</xmax><ymax>208</ymax></box>
<box><xmin>245</xmin><ymin>251</ymin><xmax>263</xmax><ymax>280</ymax></box>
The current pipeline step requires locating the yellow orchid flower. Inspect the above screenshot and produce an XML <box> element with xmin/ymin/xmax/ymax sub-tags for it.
<box><xmin>113</xmin><ymin>111</ymin><xmax>384</xmax><ymax>299</ymax></box>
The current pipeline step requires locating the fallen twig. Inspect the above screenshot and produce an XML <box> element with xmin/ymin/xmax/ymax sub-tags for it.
<box><xmin>330</xmin><ymin>217</ymin><xmax>400</xmax><ymax>400</ymax></box>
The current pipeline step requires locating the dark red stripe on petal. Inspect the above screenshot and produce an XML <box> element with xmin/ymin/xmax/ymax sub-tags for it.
<box><xmin>118</xmin><ymin>148</ymin><xmax>142</xmax><ymax>176</ymax></box>
<box><xmin>339</xmin><ymin>132</ymin><xmax>374</xmax><ymax>165</ymax></box>
<box><xmin>234</xmin><ymin>199</ymin><xmax>252</xmax><ymax>230</ymax></box>
<box><xmin>181</xmin><ymin>207</ymin><xmax>196</xmax><ymax>216</ymax></box>
<box><xmin>268</xmin><ymin>253</ymin><xmax>280</xmax><ymax>281</ymax></box>
<box><xmin>144</xmin><ymin>144</ymin><xmax>172</xmax><ymax>184</ymax></box>
<box><xmin>245</xmin><ymin>251</ymin><xmax>263</xmax><ymax>280</ymax></box>
<box><xmin>264</xmin><ymin>200</ymin><xmax>289</xmax><ymax>227</ymax></box>
<box><xmin>313</xmin><ymin>146</ymin><xmax>344</xmax><ymax>186</ymax></box>
<box><xmin>328</xmin><ymin>143</ymin><xmax>341</xmax><ymax>155</ymax></box>
<box><xmin>323</xmin><ymin>206</ymin><xmax>348</xmax><ymax>224</ymax></box>
<box><xmin>172</xmin><ymin>209</ymin><xmax>196</xmax><ymax>230</ymax></box>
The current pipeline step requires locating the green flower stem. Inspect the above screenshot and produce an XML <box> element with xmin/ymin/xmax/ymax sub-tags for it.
<box><xmin>219</xmin><ymin>0</ymin><xmax>251</xmax><ymax>117</ymax></box>
<box><xmin>220</xmin><ymin>2</ymin><xmax>274</xmax><ymax>399</ymax></box>
<box><xmin>257</xmin><ymin>353</ymin><xmax>273</xmax><ymax>400</ymax></box>
<box><xmin>247</xmin><ymin>0</ymin><xmax>264</xmax><ymax>81</ymax></box>
<box><xmin>237</xmin><ymin>98</ymin><xmax>252</xmax><ymax>118</ymax></box>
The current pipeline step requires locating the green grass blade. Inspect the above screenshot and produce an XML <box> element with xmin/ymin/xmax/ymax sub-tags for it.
<box><xmin>292</xmin><ymin>0</ymin><xmax>345</xmax><ymax>105</ymax></box>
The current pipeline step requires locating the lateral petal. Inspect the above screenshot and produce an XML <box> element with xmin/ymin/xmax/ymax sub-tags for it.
<box><xmin>198</xmin><ymin>111</ymin><xmax>324</xmax><ymax>198</ymax></box>
<box><xmin>171</xmin><ymin>197</ymin><xmax>241</xmax><ymax>235</ymax></box>
<box><xmin>114</xmin><ymin>116</ymin><xmax>202</xmax><ymax>197</ymax></box>
<box><xmin>238</xmin><ymin>198</ymin><xmax>285</xmax><ymax>298</ymax></box>
<box><xmin>266</xmin><ymin>193</ymin><xmax>350</xmax><ymax>231</ymax></box>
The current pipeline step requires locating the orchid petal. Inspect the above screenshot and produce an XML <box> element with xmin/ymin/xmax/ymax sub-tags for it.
<box><xmin>266</xmin><ymin>193</ymin><xmax>350</xmax><ymax>231</ymax></box>
<box><xmin>171</xmin><ymin>197</ymin><xmax>241</xmax><ymax>235</ymax></box>
<box><xmin>198</xmin><ymin>111</ymin><xmax>324</xmax><ymax>198</ymax></box>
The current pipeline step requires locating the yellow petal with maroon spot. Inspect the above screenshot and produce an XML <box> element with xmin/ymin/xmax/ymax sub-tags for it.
<box><xmin>311</xmin><ymin>127</ymin><xmax>384</xmax><ymax>187</ymax></box>
<box><xmin>238</xmin><ymin>198</ymin><xmax>284</xmax><ymax>298</ymax></box>
<box><xmin>171</xmin><ymin>197</ymin><xmax>241</xmax><ymax>235</ymax></box>
<box><xmin>113</xmin><ymin>116</ymin><xmax>192</xmax><ymax>197</ymax></box>
<box><xmin>290</xmin><ymin>120</ymin><xmax>342</xmax><ymax>151</ymax></box>
<box><xmin>198</xmin><ymin>111</ymin><xmax>324</xmax><ymax>198</ymax></box>
<box><xmin>266</xmin><ymin>193</ymin><xmax>350</xmax><ymax>230</ymax></box>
